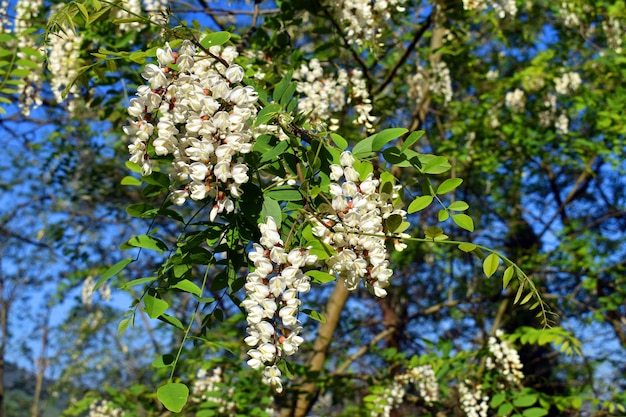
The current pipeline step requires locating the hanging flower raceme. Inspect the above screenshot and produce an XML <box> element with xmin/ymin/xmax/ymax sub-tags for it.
<box><xmin>124</xmin><ymin>40</ymin><xmax>259</xmax><ymax>221</ymax></box>
<box><xmin>309</xmin><ymin>151</ymin><xmax>406</xmax><ymax>298</ymax></box>
<box><xmin>485</xmin><ymin>330</ymin><xmax>524</xmax><ymax>386</ymax></box>
<box><xmin>242</xmin><ymin>217</ymin><xmax>317</xmax><ymax>392</ymax></box>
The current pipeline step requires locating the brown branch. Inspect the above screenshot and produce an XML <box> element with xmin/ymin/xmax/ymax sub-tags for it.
<box><xmin>373</xmin><ymin>13</ymin><xmax>433</xmax><ymax>96</ymax></box>
<box><xmin>320</xmin><ymin>7</ymin><xmax>371</xmax><ymax>82</ymax></box>
<box><xmin>334</xmin><ymin>327</ymin><xmax>395</xmax><ymax>374</ymax></box>
<box><xmin>407</xmin><ymin>3</ymin><xmax>445</xmax><ymax>132</ymax></box>
<box><xmin>285</xmin><ymin>278</ymin><xmax>350</xmax><ymax>417</ymax></box>
<box><xmin>537</xmin><ymin>155</ymin><xmax>598</xmax><ymax>239</ymax></box>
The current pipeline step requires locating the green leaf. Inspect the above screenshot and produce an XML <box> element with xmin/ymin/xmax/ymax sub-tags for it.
<box><xmin>279</xmin><ymin>81</ymin><xmax>297</xmax><ymax>106</ymax></box>
<box><xmin>126</xmin><ymin>161</ymin><xmax>141</xmax><ymax>173</ymax></box>
<box><xmin>491</xmin><ymin>393</ymin><xmax>506</xmax><ymax>408</ymax></box>
<box><xmin>160</xmin><ymin>313</ymin><xmax>185</xmax><ymax>330</ymax></box>
<box><xmin>452</xmin><ymin>214</ymin><xmax>474</xmax><ymax>232</ymax></box>
<box><xmin>144</xmin><ymin>295</ymin><xmax>169</xmax><ymax>319</ymax></box>
<box><xmin>519</xmin><ymin>292</ymin><xmax>534</xmax><ymax>305</ymax></box>
<box><xmin>421</xmin><ymin>155</ymin><xmax>450</xmax><ymax>174</ymax></box>
<box><xmin>261</xmin><ymin>196</ymin><xmax>282</xmax><ymax>228</ymax></box>
<box><xmin>351</xmin><ymin>136</ymin><xmax>374</xmax><ymax>159</ymax></box>
<box><xmin>407</xmin><ymin>195</ymin><xmax>433</xmax><ymax>214</ymax></box>
<box><xmin>513</xmin><ymin>394</ymin><xmax>538</xmax><ymax>408</ymax></box>
<box><xmin>200</xmin><ymin>31</ymin><xmax>231</xmax><ymax>49</ymax></box>
<box><xmin>152</xmin><ymin>354</ymin><xmax>175</xmax><ymax>368</ymax></box>
<box><xmin>120</xmin><ymin>276</ymin><xmax>157</xmax><ymax>289</ymax></box>
<box><xmin>514</xmin><ymin>281</ymin><xmax>526</xmax><ymax>304</ymax></box>
<box><xmin>75</xmin><ymin>2</ymin><xmax>89</xmax><ymax>20</ymax></box>
<box><xmin>436</xmin><ymin>178</ymin><xmax>463</xmax><ymax>194</ymax></box>
<box><xmin>306</xmin><ymin>239</ymin><xmax>336</xmax><ymax>260</ymax></box>
<box><xmin>305</xmin><ymin>270</ymin><xmax>336</xmax><ymax>284</ymax></box>
<box><xmin>385</xmin><ymin>213</ymin><xmax>403</xmax><ymax>232</ymax></box>
<box><xmin>118</xmin><ymin>318</ymin><xmax>131</xmax><ymax>334</ymax></box>
<box><xmin>438</xmin><ymin>209</ymin><xmax>449</xmax><ymax>222</ymax></box>
<box><xmin>400</xmin><ymin>130</ymin><xmax>424</xmax><ymax>152</ymax></box>
<box><xmin>129</xmin><ymin>51</ymin><xmax>147</xmax><ymax>64</ymax></box>
<box><xmin>482</xmin><ymin>253</ymin><xmax>500</xmax><ymax>278</ymax></box>
<box><xmin>259</xmin><ymin>140</ymin><xmax>289</xmax><ymax>163</ymax></box>
<box><xmin>254</xmin><ymin>103</ymin><xmax>281</xmax><ymax>126</ymax></box>
<box><xmin>126</xmin><ymin>203</ymin><xmax>157</xmax><ymax>218</ymax></box>
<box><xmin>424</xmin><ymin>226</ymin><xmax>445</xmax><ymax>240</ymax></box>
<box><xmin>157</xmin><ymin>383</ymin><xmax>189</xmax><ymax>413</ymax></box>
<box><xmin>273</xmin><ymin>70</ymin><xmax>293</xmax><ymax>103</ymax></box>
<box><xmin>371</xmin><ymin>128</ymin><xmax>408</xmax><ymax>151</ymax></box>
<box><xmin>498</xmin><ymin>403</ymin><xmax>514</xmax><ymax>416</ymax></box>
<box><xmin>122</xmin><ymin>234</ymin><xmax>168</xmax><ymax>253</ymax></box>
<box><xmin>503</xmin><ymin>266</ymin><xmax>515</xmax><ymax>288</ymax></box>
<box><xmin>121</xmin><ymin>175</ymin><xmax>142</xmax><ymax>186</ymax></box>
<box><xmin>94</xmin><ymin>259</ymin><xmax>133</xmax><ymax>291</ymax></box>
<box><xmin>448</xmin><ymin>200</ymin><xmax>469</xmax><ymax>211</ymax></box>
<box><xmin>523</xmin><ymin>408</ymin><xmax>548</xmax><ymax>417</ymax></box>
<box><xmin>172</xmin><ymin>279</ymin><xmax>203</xmax><ymax>296</ymax></box>
<box><xmin>266</xmin><ymin>186</ymin><xmax>302</xmax><ymax>201</ymax></box>
<box><xmin>458</xmin><ymin>242</ymin><xmax>477</xmax><ymax>252</ymax></box>
<box><xmin>330</xmin><ymin>133</ymin><xmax>348</xmax><ymax>150</ymax></box>
<box><xmin>302</xmin><ymin>308</ymin><xmax>326</xmax><ymax>323</ymax></box>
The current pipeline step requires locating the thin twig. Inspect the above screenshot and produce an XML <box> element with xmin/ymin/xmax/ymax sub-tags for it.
<box><xmin>373</xmin><ymin>13</ymin><xmax>432</xmax><ymax>96</ymax></box>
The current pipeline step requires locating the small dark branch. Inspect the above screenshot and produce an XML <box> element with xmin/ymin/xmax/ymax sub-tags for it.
<box><xmin>373</xmin><ymin>13</ymin><xmax>432</xmax><ymax>96</ymax></box>
<box><xmin>537</xmin><ymin>156</ymin><xmax>598</xmax><ymax>239</ymax></box>
<box><xmin>195</xmin><ymin>0</ymin><xmax>227</xmax><ymax>31</ymax></box>
<box><xmin>238</xmin><ymin>0</ymin><xmax>262</xmax><ymax>51</ymax></box>
<box><xmin>544</xmin><ymin>164</ymin><xmax>568</xmax><ymax>222</ymax></box>
<box><xmin>320</xmin><ymin>7</ymin><xmax>371</xmax><ymax>82</ymax></box>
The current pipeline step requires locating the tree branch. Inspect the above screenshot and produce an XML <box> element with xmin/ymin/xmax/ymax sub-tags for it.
<box><xmin>373</xmin><ymin>13</ymin><xmax>432</xmax><ymax>96</ymax></box>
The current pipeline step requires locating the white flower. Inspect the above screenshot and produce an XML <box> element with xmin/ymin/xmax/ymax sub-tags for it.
<box><xmin>124</xmin><ymin>41</ymin><xmax>259</xmax><ymax>219</ymax></box>
<box><xmin>505</xmin><ymin>88</ymin><xmax>526</xmax><ymax>112</ymax></box>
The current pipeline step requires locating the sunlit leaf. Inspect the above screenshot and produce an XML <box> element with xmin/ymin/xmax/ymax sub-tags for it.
<box><xmin>94</xmin><ymin>258</ymin><xmax>133</xmax><ymax>291</ymax></box>
<box><xmin>436</xmin><ymin>178</ymin><xmax>463</xmax><ymax>194</ymax></box>
<box><xmin>482</xmin><ymin>253</ymin><xmax>500</xmax><ymax>278</ymax></box>
<box><xmin>407</xmin><ymin>195</ymin><xmax>433</xmax><ymax>213</ymax></box>
<box><xmin>157</xmin><ymin>383</ymin><xmax>189</xmax><ymax>413</ymax></box>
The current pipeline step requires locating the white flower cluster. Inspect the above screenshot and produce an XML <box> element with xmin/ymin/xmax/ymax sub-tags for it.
<box><xmin>408</xmin><ymin>60</ymin><xmax>453</xmax><ymax>107</ymax></box>
<box><xmin>47</xmin><ymin>25</ymin><xmax>83</xmax><ymax>107</ymax></box>
<box><xmin>554</xmin><ymin>71</ymin><xmax>582</xmax><ymax>95</ymax></box>
<box><xmin>402</xmin><ymin>364</ymin><xmax>439</xmax><ymax>404</ymax></box>
<box><xmin>242</xmin><ymin>217</ymin><xmax>317</xmax><ymax>392</ymax></box>
<box><xmin>558</xmin><ymin>2</ymin><xmax>580</xmax><ymax>28</ymax></box>
<box><xmin>462</xmin><ymin>0</ymin><xmax>517</xmax><ymax>18</ymax></box>
<box><xmin>505</xmin><ymin>88</ymin><xmax>525</xmax><ymax>113</ymax></box>
<box><xmin>458</xmin><ymin>382</ymin><xmax>489</xmax><ymax>417</ymax></box>
<box><xmin>116</xmin><ymin>0</ymin><xmax>143</xmax><ymax>33</ymax></box>
<box><xmin>555</xmin><ymin>113</ymin><xmax>569</xmax><ymax>135</ymax></box>
<box><xmin>81</xmin><ymin>276</ymin><xmax>111</xmax><ymax>307</ymax></box>
<box><xmin>371</xmin><ymin>364</ymin><xmax>439</xmax><ymax>417</ymax></box>
<box><xmin>371</xmin><ymin>381</ymin><xmax>406</xmax><ymax>417</ymax></box>
<box><xmin>0</xmin><ymin>1</ymin><xmax>9</xmax><ymax>33</ymax></box>
<box><xmin>191</xmin><ymin>368</ymin><xmax>237</xmax><ymax>415</ymax></box>
<box><xmin>87</xmin><ymin>400</ymin><xmax>124</xmax><ymax>417</ymax></box>
<box><xmin>486</xmin><ymin>330</ymin><xmax>524</xmax><ymax>386</ymax></box>
<box><xmin>125</xmin><ymin>41</ymin><xmax>260</xmax><ymax>221</ymax></box>
<box><xmin>309</xmin><ymin>151</ymin><xmax>405</xmax><ymax>298</ymax></box>
<box><xmin>538</xmin><ymin>93</ymin><xmax>557</xmax><ymax>128</ymax></box>
<box><xmin>14</xmin><ymin>0</ymin><xmax>44</xmax><ymax>115</ymax></box>
<box><xmin>293</xmin><ymin>60</ymin><xmax>376</xmax><ymax>131</ymax></box>
<box><xmin>329</xmin><ymin>0</ymin><xmax>407</xmax><ymax>47</ymax></box>
<box><xmin>602</xmin><ymin>17</ymin><xmax>623</xmax><ymax>53</ymax></box>
<box><xmin>143</xmin><ymin>0</ymin><xmax>169</xmax><ymax>24</ymax></box>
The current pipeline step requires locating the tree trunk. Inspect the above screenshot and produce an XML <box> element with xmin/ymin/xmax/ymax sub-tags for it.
<box><xmin>284</xmin><ymin>278</ymin><xmax>350</xmax><ymax>417</ymax></box>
